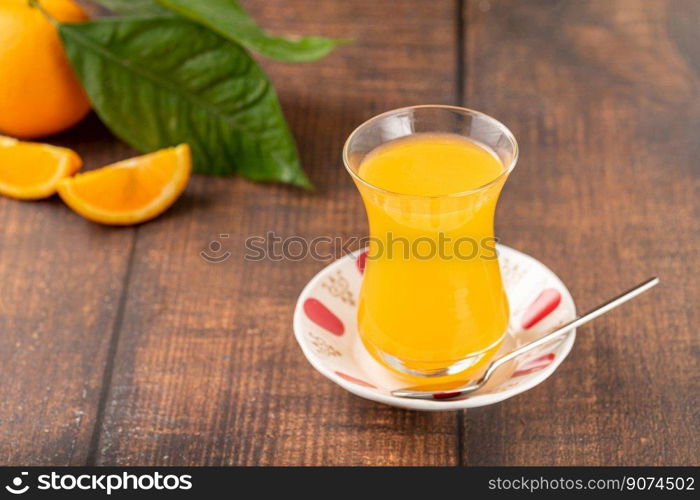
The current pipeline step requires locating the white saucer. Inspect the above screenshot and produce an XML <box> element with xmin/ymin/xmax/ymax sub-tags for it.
<box><xmin>293</xmin><ymin>245</ymin><xmax>576</xmax><ymax>411</ymax></box>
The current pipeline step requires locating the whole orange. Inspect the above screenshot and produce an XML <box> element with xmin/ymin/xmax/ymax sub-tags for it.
<box><xmin>0</xmin><ymin>0</ymin><xmax>91</xmax><ymax>138</ymax></box>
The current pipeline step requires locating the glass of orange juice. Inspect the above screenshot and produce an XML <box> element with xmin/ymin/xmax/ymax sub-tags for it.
<box><xmin>343</xmin><ymin>105</ymin><xmax>518</xmax><ymax>379</ymax></box>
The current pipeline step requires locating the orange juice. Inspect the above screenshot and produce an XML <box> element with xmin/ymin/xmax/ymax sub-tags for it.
<box><xmin>354</xmin><ymin>133</ymin><xmax>510</xmax><ymax>377</ymax></box>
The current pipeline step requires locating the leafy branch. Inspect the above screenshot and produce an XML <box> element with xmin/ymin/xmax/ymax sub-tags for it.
<box><xmin>42</xmin><ymin>0</ymin><xmax>345</xmax><ymax>187</ymax></box>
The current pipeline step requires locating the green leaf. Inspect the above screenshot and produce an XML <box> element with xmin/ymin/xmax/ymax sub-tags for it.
<box><xmin>89</xmin><ymin>0</ymin><xmax>170</xmax><ymax>16</ymax></box>
<box><xmin>157</xmin><ymin>0</ymin><xmax>344</xmax><ymax>63</ymax></box>
<box><xmin>59</xmin><ymin>17</ymin><xmax>311</xmax><ymax>187</ymax></box>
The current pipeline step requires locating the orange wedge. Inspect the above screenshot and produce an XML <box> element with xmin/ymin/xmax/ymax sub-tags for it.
<box><xmin>57</xmin><ymin>144</ymin><xmax>191</xmax><ymax>225</ymax></box>
<box><xmin>0</xmin><ymin>135</ymin><xmax>82</xmax><ymax>199</ymax></box>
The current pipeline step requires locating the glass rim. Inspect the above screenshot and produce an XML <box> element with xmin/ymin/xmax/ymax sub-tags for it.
<box><xmin>342</xmin><ymin>104</ymin><xmax>519</xmax><ymax>199</ymax></box>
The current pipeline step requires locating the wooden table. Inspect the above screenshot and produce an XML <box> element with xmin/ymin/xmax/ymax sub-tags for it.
<box><xmin>1</xmin><ymin>0</ymin><xmax>698</xmax><ymax>466</ymax></box>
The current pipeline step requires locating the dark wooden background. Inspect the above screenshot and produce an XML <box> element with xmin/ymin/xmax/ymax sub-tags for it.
<box><xmin>1</xmin><ymin>0</ymin><xmax>698</xmax><ymax>466</ymax></box>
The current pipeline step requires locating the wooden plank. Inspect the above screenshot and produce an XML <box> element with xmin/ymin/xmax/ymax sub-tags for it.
<box><xmin>460</xmin><ymin>0</ymin><xmax>699</xmax><ymax>465</ymax></box>
<box><xmin>0</xmin><ymin>117</ymin><xmax>136</xmax><ymax>464</ymax></box>
<box><xmin>93</xmin><ymin>0</ymin><xmax>461</xmax><ymax>465</ymax></box>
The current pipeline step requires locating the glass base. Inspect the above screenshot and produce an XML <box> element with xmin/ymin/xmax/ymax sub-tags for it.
<box><xmin>360</xmin><ymin>333</ymin><xmax>506</xmax><ymax>378</ymax></box>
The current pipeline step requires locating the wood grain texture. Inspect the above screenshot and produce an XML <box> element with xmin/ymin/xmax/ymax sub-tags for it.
<box><xmin>0</xmin><ymin>117</ymin><xmax>136</xmax><ymax>465</ymax></box>
<box><xmin>459</xmin><ymin>0</ymin><xmax>699</xmax><ymax>465</ymax></box>
<box><xmin>91</xmin><ymin>0</ymin><xmax>461</xmax><ymax>465</ymax></box>
<box><xmin>3</xmin><ymin>0</ymin><xmax>697</xmax><ymax>467</ymax></box>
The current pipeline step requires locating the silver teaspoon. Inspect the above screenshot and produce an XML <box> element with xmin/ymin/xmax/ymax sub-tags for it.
<box><xmin>392</xmin><ymin>277</ymin><xmax>659</xmax><ymax>401</ymax></box>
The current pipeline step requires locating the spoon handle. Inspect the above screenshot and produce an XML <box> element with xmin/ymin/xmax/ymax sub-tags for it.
<box><xmin>476</xmin><ymin>277</ymin><xmax>660</xmax><ymax>385</ymax></box>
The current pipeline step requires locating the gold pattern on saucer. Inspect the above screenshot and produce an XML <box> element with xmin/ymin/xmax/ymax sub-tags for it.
<box><xmin>500</xmin><ymin>257</ymin><xmax>526</xmax><ymax>286</ymax></box>
<box><xmin>307</xmin><ymin>331</ymin><xmax>341</xmax><ymax>357</ymax></box>
<box><xmin>321</xmin><ymin>270</ymin><xmax>356</xmax><ymax>306</ymax></box>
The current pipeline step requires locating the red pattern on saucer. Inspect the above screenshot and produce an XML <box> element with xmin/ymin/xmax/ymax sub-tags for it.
<box><xmin>356</xmin><ymin>250</ymin><xmax>367</xmax><ymax>274</ymax></box>
<box><xmin>303</xmin><ymin>298</ymin><xmax>345</xmax><ymax>336</ymax></box>
<box><xmin>521</xmin><ymin>288</ymin><xmax>562</xmax><ymax>329</ymax></box>
<box><xmin>335</xmin><ymin>371</ymin><xmax>376</xmax><ymax>388</ymax></box>
<box><xmin>512</xmin><ymin>353</ymin><xmax>556</xmax><ymax>377</ymax></box>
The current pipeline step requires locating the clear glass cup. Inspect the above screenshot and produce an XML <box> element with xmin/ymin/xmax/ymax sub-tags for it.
<box><xmin>343</xmin><ymin>105</ymin><xmax>519</xmax><ymax>378</ymax></box>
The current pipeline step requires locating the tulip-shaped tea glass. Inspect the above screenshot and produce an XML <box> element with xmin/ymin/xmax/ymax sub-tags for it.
<box><xmin>343</xmin><ymin>105</ymin><xmax>519</xmax><ymax>378</ymax></box>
